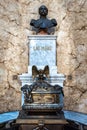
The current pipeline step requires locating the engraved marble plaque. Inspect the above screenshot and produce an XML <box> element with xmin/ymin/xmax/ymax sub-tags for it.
<box><xmin>28</xmin><ymin>35</ymin><xmax>57</xmax><ymax>66</ymax></box>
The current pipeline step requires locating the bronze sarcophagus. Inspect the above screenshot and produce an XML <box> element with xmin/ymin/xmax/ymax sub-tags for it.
<box><xmin>21</xmin><ymin>66</ymin><xmax>64</xmax><ymax>112</ymax></box>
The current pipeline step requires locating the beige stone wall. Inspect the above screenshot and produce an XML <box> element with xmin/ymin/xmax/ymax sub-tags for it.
<box><xmin>0</xmin><ymin>0</ymin><xmax>87</xmax><ymax>113</ymax></box>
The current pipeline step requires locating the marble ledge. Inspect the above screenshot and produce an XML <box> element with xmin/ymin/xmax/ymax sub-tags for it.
<box><xmin>28</xmin><ymin>35</ymin><xmax>57</xmax><ymax>40</ymax></box>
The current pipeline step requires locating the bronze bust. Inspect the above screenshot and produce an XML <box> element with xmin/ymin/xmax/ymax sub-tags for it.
<box><xmin>30</xmin><ymin>5</ymin><xmax>57</xmax><ymax>34</ymax></box>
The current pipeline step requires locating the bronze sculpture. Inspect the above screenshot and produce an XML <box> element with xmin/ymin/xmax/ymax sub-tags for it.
<box><xmin>32</xmin><ymin>65</ymin><xmax>49</xmax><ymax>80</ymax></box>
<box><xmin>30</xmin><ymin>5</ymin><xmax>57</xmax><ymax>34</ymax></box>
<box><xmin>21</xmin><ymin>65</ymin><xmax>64</xmax><ymax>113</ymax></box>
<box><xmin>19</xmin><ymin>6</ymin><xmax>64</xmax><ymax>123</ymax></box>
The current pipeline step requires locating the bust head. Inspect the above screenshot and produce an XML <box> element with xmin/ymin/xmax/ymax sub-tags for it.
<box><xmin>39</xmin><ymin>5</ymin><xmax>48</xmax><ymax>17</ymax></box>
<box><xmin>30</xmin><ymin>5</ymin><xmax>57</xmax><ymax>34</ymax></box>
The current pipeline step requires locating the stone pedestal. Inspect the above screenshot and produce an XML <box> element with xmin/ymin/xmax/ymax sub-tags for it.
<box><xmin>28</xmin><ymin>35</ymin><xmax>56</xmax><ymax>66</ymax></box>
<box><xmin>19</xmin><ymin>35</ymin><xmax>65</xmax><ymax>105</ymax></box>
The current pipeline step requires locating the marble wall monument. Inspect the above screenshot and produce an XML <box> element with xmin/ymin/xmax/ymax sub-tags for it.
<box><xmin>19</xmin><ymin>5</ymin><xmax>65</xmax><ymax>107</ymax></box>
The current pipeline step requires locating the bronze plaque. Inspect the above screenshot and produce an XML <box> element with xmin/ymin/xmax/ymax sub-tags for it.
<box><xmin>33</xmin><ymin>94</ymin><xmax>59</xmax><ymax>104</ymax></box>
